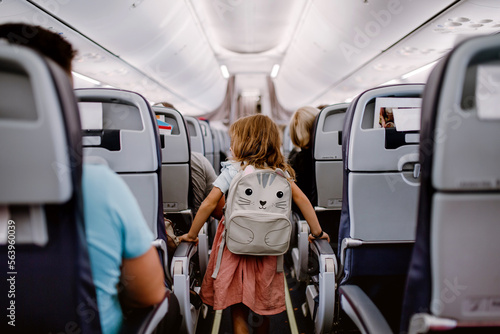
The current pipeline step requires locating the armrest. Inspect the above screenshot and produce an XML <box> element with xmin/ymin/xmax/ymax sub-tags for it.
<box><xmin>171</xmin><ymin>242</ymin><xmax>199</xmax><ymax>333</ymax></box>
<box><xmin>152</xmin><ymin>239</ymin><xmax>173</xmax><ymax>287</ymax></box>
<box><xmin>292</xmin><ymin>219</ymin><xmax>309</xmax><ymax>281</ymax></box>
<box><xmin>197</xmin><ymin>222</ymin><xmax>209</xmax><ymax>278</ymax></box>
<box><xmin>339</xmin><ymin>285</ymin><xmax>393</xmax><ymax>334</ymax></box>
<box><xmin>310</xmin><ymin>238</ymin><xmax>335</xmax><ymax>256</ymax></box>
<box><xmin>308</xmin><ymin>238</ymin><xmax>337</xmax><ymax>334</ymax></box>
<box><xmin>408</xmin><ymin>313</ymin><xmax>457</xmax><ymax>334</ymax></box>
<box><xmin>121</xmin><ymin>290</ymin><xmax>182</xmax><ymax>334</ymax></box>
<box><xmin>171</xmin><ymin>242</ymin><xmax>198</xmax><ymax>276</ymax></box>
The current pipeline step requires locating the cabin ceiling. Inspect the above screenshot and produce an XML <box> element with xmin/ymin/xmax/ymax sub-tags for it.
<box><xmin>1</xmin><ymin>0</ymin><xmax>500</xmax><ymax>116</ymax></box>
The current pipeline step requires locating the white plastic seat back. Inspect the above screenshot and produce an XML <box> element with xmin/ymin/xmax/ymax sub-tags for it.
<box><xmin>76</xmin><ymin>88</ymin><xmax>162</xmax><ymax>236</ymax></box>
<box><xmin>402</xmin><ymin>35</ymin><xmax>500</xmax><ymax>332</ymax></box>
<box><xmin>185</xmin><ymin>116</ymin><xmax>205</xmax><ymax>156</ymax></box>
<box><xmin>0</xmin><ymin>52</ymin><xmax>72</xmax><ymax>205</ymax></box>
<box><xmin>153</xmin><ymin>106</ymin><xmax>191</xmax><ymax>212</ymax></box>
<box><xmin>338</xmin><ymin>84</ymin><xmax>424</xmax><ymax>332</ymax></box>
<box><xmin>0</xmin><ymin>43</ymin><xmax>101</xmax><ymax>333</ymax></box>
<box><xmin>199</xmin><ymin>120</ymin><xmax>215</xmax><ymax>168</ymax></box>
<box><xmin>313</xmin><ymin>103</ymin><xmax>348</xmax><ymax>209</ymax></box>
<box><xmin>344</xmin><ymin>85</ymin><xmax>423</xmax><ymax>243</ymax></box>
<box><xmin>430</xmin><ymin>42</ymin><xmax>500</xmax><ymax>324</ymax></box>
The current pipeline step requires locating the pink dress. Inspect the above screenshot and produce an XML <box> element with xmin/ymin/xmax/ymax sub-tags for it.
<box><xmin>199</xmin><ymin>218</ymin><xmax>286</xmax><ymax>315</ymax></box>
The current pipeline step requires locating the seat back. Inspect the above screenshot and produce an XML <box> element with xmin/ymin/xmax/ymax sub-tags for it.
<box><xmin>402</xmin><ymin>34</ymin><xmax>500</xmax><ymax>332</ymax></box>
<box><xmin>339</xmin><ymin>84</ymin><xmax>424</xmax><ymax>330</ymax></box>
<box><xmin>313</xmin><ymin>103</ymin><xmax>349</xmax><ymax>209</ymax></box>
<box><xmin>199</xmin><ymin>120</ymin><xmax>215</xmax><ymax>168</ymax></box>
<box><xmin>0</xmin><ymin>44</ymin><xmax>101</xmax><ymax>333</ymax></box>
<box><xmin>76</xmin><ymin>88</ymin><xmax>164</xmax><ymax>239</ymax></box>
<box><xmin>185</xmin><ymin>116</ymin><xmax>205</xmax><ymax>156</ymax></box>
<box><xmin>153</xmin><ymin>106</ymin><xmax>191</xmax><ymax>213</ymax></box>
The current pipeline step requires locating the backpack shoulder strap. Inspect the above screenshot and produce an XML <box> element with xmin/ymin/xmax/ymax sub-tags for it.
<box><xmin>211</xmin><ymin>228</ymin><xmax>226</xmax><ymax>279</ymax></box>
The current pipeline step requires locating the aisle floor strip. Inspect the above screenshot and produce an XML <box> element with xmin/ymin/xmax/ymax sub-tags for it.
<box><xmin>211</xmin><ymin>309</ymin><xmax>223</xmax><ymax>334</ymax></box>
<box><xmin>285</xmin><ymin>275</ymin><xmax>299</xmax><ymax>334</ymax></box>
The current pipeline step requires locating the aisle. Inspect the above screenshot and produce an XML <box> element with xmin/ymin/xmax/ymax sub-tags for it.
<box><xmin>196</xmin><ymin>264</ymin><xmax>315</xmax><ymax>334</ymax></box>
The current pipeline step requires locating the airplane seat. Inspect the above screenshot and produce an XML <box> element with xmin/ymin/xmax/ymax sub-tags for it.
<box><xmin>313</xmin><ymin>103</ymin><xmax>348</xmax><ymax>212</ymax></box>
<box><xmin>198</xmin><ymin>119</ymin><xmax>219</xmax><ymax>256</ymax></box>
<box><xmin>198</xmin><ymin>120</ymin><xmax>221</xmax><ymax>257</ymax></box>
<box><xmin>76</xmin><ymin>88</ymin><xmax>185</xmax><ymax>333</ymax></box>
<box><xmin>312</xmin><ymin>103</ymin><xmax>349</xmax><ymax>249</ymax></box>
<box><xmin>152</xmin><ymin>106</ymin><xmax>192</xmax><ymax>230</ymax></box>
<box><xmin>185</xmin><ymin>116</ymin><xmax>205</xmax><ymax>156</ymax></box>
<box><xmin>153</xmin><ymin>106</ymin><xmax>204</xmax><ymax>334</ymax></box>
<box><xmin>199</xmin><ymin>120</ymin><xmax>215</xmax><ymax>168</ymax></box>
<box><xmin>400</xmin><ymin>34</ymin><xmax>500</xmax><ymax>334</ymax></box>
<box><xmin>290</xmin><ymin>103</ymin><xmax>347</xmax><ymax>281</ymax></box>
<box><xmin>0</xmin><ymin>42</ymin><xmax>102</xmax><ymax>333</ymax></box>
<box><xmin>288</xmin><ymin>105</ymin><xmax>349</xmax><ymax>333</ymax></box>
<box><xmin>337</xmin><ymin>84</ymin><xmax>424</xmax><ymax>333</ymax></box>
<box><xmin>181</xmin><ymin>115</ymin><xmax>214</xmax><ymax>278</ymax></box>
<box><xmin>76</xmin><ymin>88</ymin><xmax>164</xmax><ymax>239</ymax></box>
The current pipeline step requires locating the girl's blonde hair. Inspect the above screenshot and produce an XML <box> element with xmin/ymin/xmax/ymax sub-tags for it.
<box><xmin>289</xmin><ymin>106</ymin><xmax>319</xmax><ymax>149</ymax></box>
<box><xmin>229</xmin><ymin>114</ymin><xmax>295</xmax><ymax>179</ymax></box>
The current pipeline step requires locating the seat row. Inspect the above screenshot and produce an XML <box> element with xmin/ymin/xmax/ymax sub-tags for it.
<box><xmin>184</xmin><ymin>114</ymin><xmax>231</xmax><ymax>176</ymax></box>
<box><xmin>288</xmin><ymin>33</ymin><xmax>500</xmax><ymax>334</ymax></box>
<box><xmin>0</xmin><ymin>43</ymin><xmax>218</xmax><ymax>333</ymax></box>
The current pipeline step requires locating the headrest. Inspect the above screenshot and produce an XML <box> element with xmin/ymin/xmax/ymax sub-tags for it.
<box><xmin>314</xmin><ymin>103</ymin><xmax>349</xmax><ymax>161</ymax></box>
<box><xmin>345</xmin><ymin>84</ymin><xmax>424</xmax><ymax>172</ymax></box>
<box><xmin>427</xmin><ymin>34</ymin><xmax>500</xmax><ymax>191</ymax></box>
<box><xmin>199</xmin><ymin>120</ymin><xmax>214</xmax><ymax>155</ymax></box>
<box><xmin>76</xmin><ymin>88</ymin><xmax>160</xmax><ymax>173</ymax></box>
<box><xmin>185</xmin><ymin>116</ymin><xmax>205</xmax><ymax>155</ymax></box>
<box><xmin>0</xmin><ymin>44</ymin><xmax>75</xmax><ymax>204</ymax></box>
<box><xmin>153</xmin><ymin>106</ymin><xmax>190</xmax><ymax>164</ymax></box>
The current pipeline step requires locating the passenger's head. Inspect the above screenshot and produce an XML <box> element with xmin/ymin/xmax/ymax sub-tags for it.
<box><xmin>229</xmin><ymin>114</ymin><xmax>295</xmax><ymax>178</ymax></box>
<box><xmin>0</xmin><ymin>23</ymin><xmax>76</xmax><ymax>75</ymax></box>
<box><xmin>289</xmin><ymin>106</ymin><xmax>319</xmax><ymax>149</ymax></box>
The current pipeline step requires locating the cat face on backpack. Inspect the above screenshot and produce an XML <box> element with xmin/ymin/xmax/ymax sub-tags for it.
<box><xmin>235</xmin><ymin>168</ymin><xmax>290</xmax><ymax>214</ymax></box>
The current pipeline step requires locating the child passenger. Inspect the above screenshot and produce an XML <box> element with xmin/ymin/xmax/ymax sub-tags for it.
<box><xmin>178</xmin><ymin>114</ymin><xmax>329</xmax><ymax>333</ymax></box>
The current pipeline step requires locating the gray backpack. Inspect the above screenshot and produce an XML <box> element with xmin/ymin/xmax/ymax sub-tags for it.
<box><xmin>211</xmin><ymin>165</ymin><xmax>292</xmax><ymax>278</ymax></box>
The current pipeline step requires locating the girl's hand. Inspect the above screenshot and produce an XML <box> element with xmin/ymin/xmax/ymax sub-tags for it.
<box><xmin>178</xmin><ymin>233</ymin><xmax>199</xmax><ymax>245</ymax></box>
<box><xmin>308</xmin><ymin>231</ymin><xmax>330</xmax><ymax>243</ymax></box>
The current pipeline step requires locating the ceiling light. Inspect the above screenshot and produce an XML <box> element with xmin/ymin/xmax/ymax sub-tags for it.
<box><xmin>220</xmin><ymin>65</ymin><xmax>229</xmax><ymax>79</ymax></box>
<box><xmin>72</xmin><ymin>72</ymin><xmax>101</xmax><ymax>85</ymax></box>
<box><xmin>270</xmin><ymin>64</ymin><xmax>280</xmax><ymax>78</ymax></box>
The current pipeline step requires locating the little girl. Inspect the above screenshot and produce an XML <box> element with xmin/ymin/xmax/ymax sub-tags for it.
<box><xmin>179</xmin><ymin>114</ymin><xmax>329</xmax><ymax>333</ymax></box>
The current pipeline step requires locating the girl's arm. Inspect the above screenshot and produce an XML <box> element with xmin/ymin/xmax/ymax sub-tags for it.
<box><xmin>178</xmin><ymin>186</ymin><xmax>224</xmax><ymax>243</ymax></box>
<box><xmin>291</xmin><ymin>182</ymin><xmax>330</xmax><ymax>243</ymax></box>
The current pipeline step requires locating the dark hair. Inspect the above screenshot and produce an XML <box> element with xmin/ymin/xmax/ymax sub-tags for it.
<box><xmin>0</xmin><ymin>23</ymin><xmax>76</xmax><ymax>74</ymax></box>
